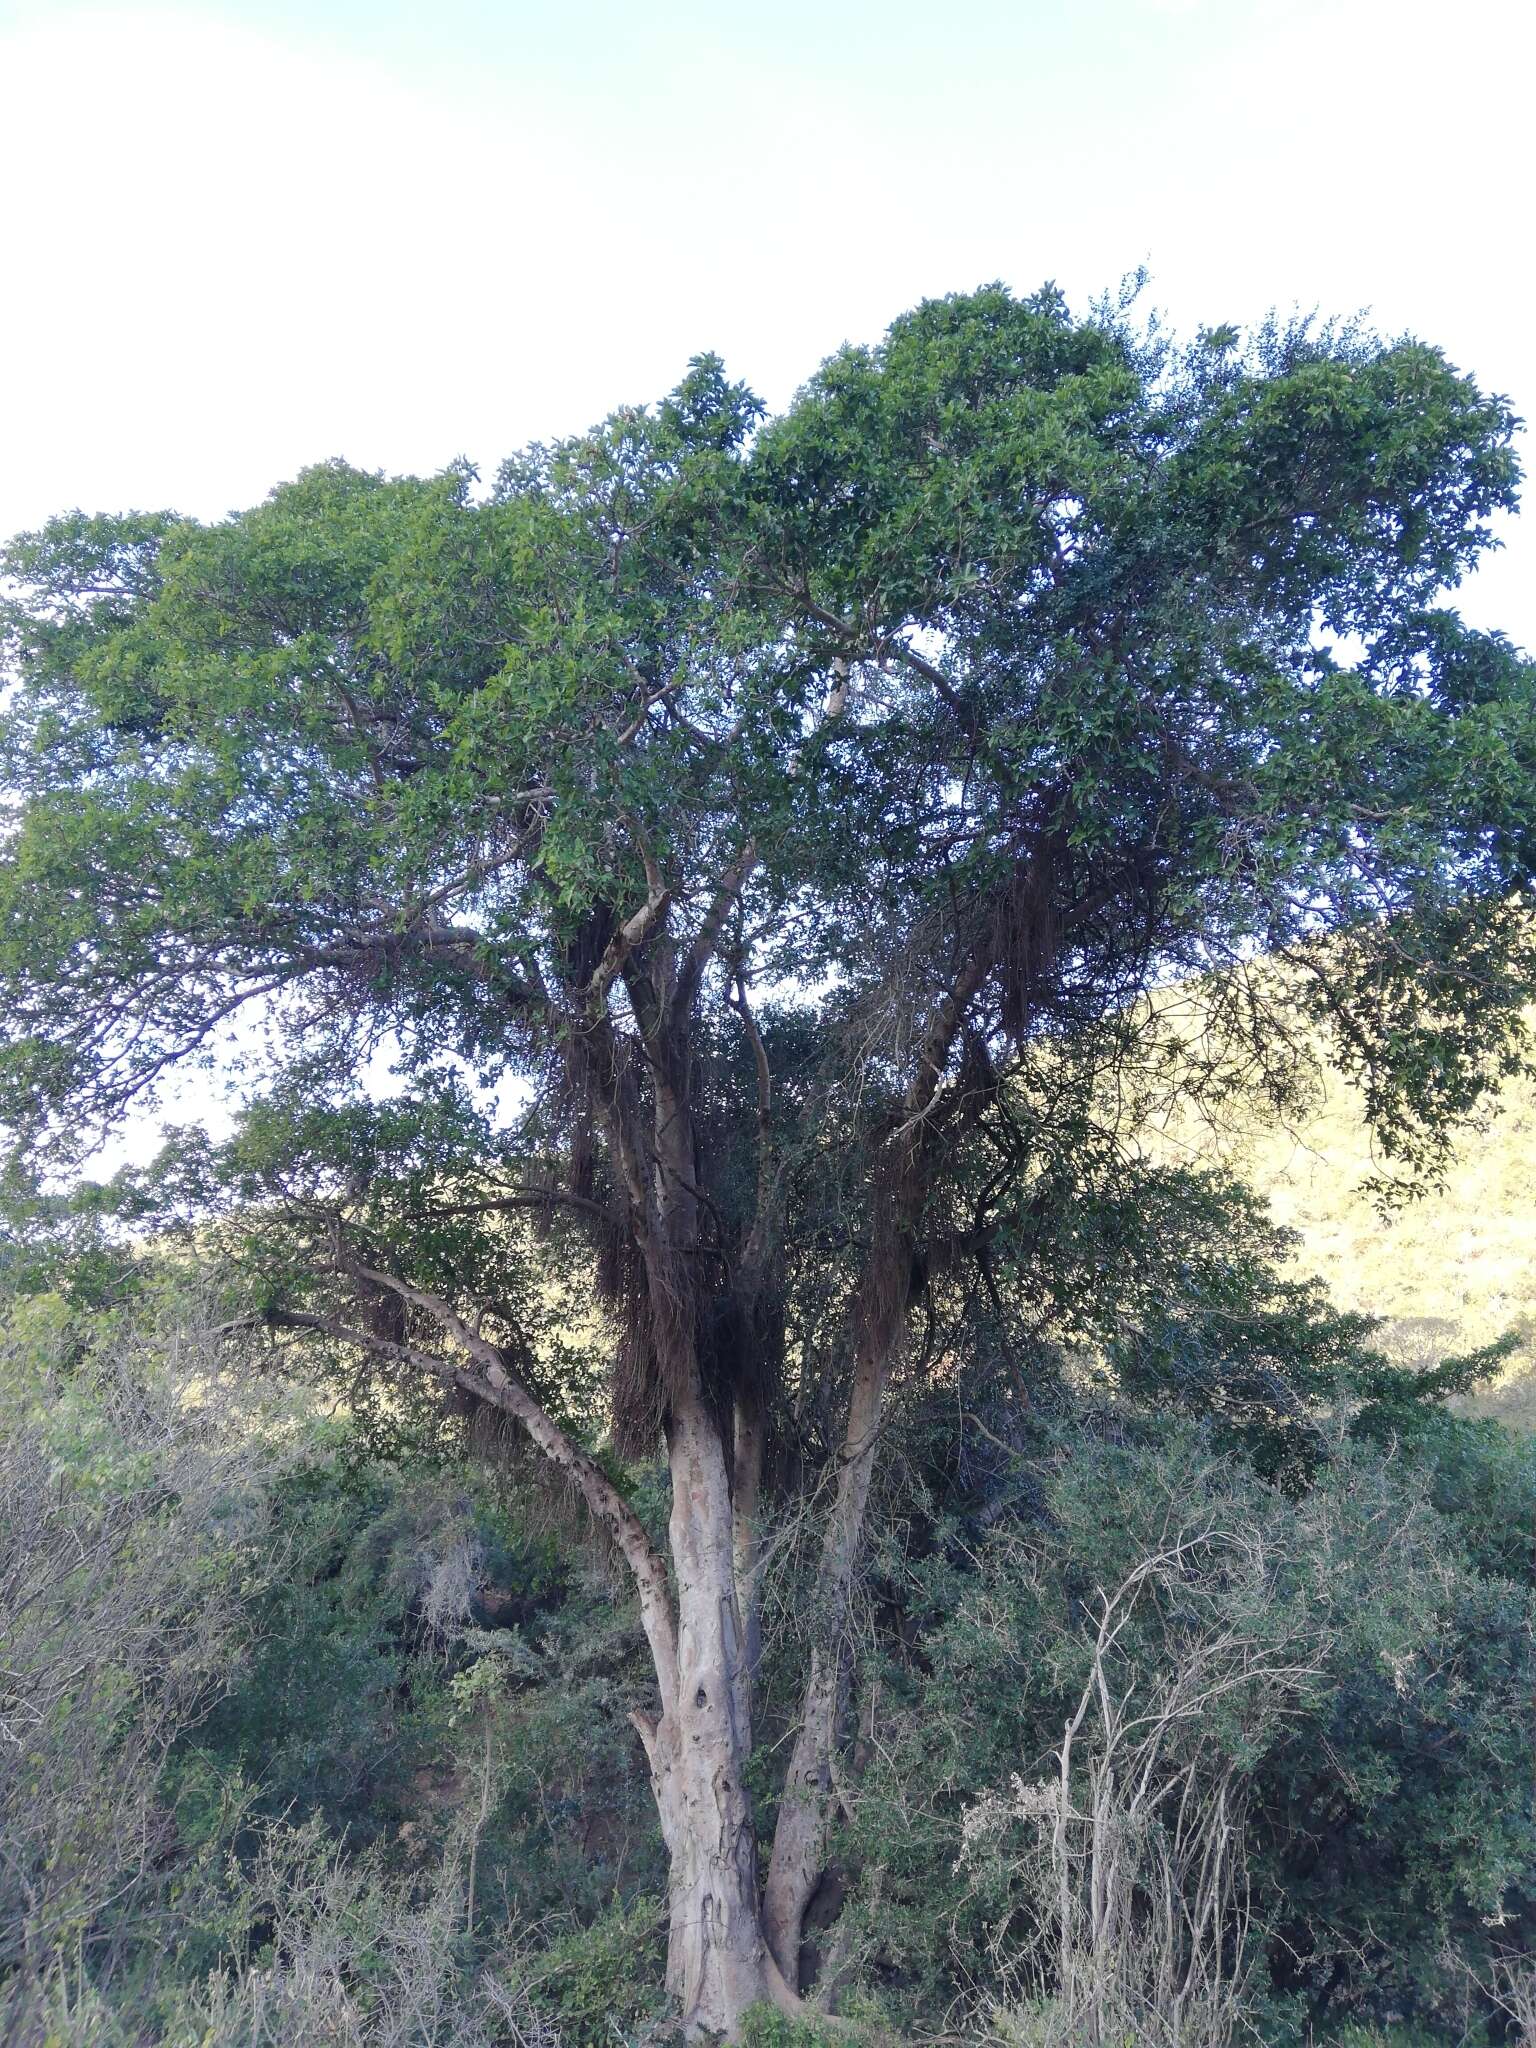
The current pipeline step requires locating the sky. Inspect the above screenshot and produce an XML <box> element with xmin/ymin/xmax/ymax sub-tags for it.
<box><xmin>1</xmin><ymin>0</ymin><xmax>1533</xmax><ymax>1163</ymax></box>
<box><xmin>1</xmin><ymin>0</ymin><xmax>1532</xmax><ymax>640</ymax></box>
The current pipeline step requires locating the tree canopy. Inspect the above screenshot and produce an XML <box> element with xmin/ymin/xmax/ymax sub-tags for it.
<box><xmin>3</xmin><ymin>282</ymin><xmax>1534</xmax><ymax>2036</ymax></box>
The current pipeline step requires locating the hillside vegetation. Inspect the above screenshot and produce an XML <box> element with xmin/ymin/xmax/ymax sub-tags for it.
<box><xmin>4</xmin><ymin>1266</ymin><xmax>1535</xmax><ymax>2048</ymax></box>
<box><xmin>1198</xmin><ymin>1058</ymin><xmax>1536</xmax><ymax>1427</ymax></box>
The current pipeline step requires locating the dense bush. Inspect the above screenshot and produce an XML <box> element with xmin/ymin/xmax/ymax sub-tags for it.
<box><xmin>830</xmin><ymin>1419</ymin><xmax>1536</xmax><ymax>2040</ymax></box>
<box><xmin>1</xmin><ymin>1258</ymin><xmax>1533</xmax><ymax>2045</ymax></box>
<box><xmin>0</xmin><ymin>1283</ymin><xmax>281</xmax><ymax>2018</ymax></box>
<box><xmin>0</xmin><ymin>1275</ymin><xmax>665</xmax><ymax>2042</ymax></box>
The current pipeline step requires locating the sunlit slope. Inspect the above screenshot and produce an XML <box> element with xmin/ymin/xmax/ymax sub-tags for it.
<box><xmin>1216</xmin><ymin>1062</ymin><xmax>1536</xmax><ymax>1426</ymax></box>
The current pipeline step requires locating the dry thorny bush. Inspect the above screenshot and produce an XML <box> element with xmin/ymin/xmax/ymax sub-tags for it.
<box><xmin>0</xmin><ymin>1284</ymin><xmax>590</xmax><ymax>2047</ymax></box>
<box><xmin>0</xmin><ymin>1284</ymin><xmax>293</xmax><ymax>2006</ymax></box>
<box><xmin>4</xmin><ymin>1816</ymin><xmax>571</xmax><ymax>2048</ymax></box>
<box><xmin>961</xmin><ymin>1510</ymin><xmax>1328</xmax><ymax>2048</ymax></box>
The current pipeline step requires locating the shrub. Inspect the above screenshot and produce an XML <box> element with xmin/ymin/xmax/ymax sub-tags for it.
<box><xmin>837</xmin><ymin>1421</ymin><xmax>1536</xmax><ymax>2039</ymax></box>
<box><xmin>0</xmin><ymin>1282</ymin><xmax>285</xmax><ymax>2009</ymax></box>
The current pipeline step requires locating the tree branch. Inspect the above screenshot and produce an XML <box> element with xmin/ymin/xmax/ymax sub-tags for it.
<box><xmin>788</xmin><ymin>592</ymin><xmax>970</xmax><ymax>724</ymax></box>
<box><xmin>289</xmin><ymin>1279</ymin><xmax>679</xmax><ymax>1701</ymax></box>
<box><xmin>585</xmin><ymin>833</ymin><xmax>672</xmax><ymax>1009</ymax></box>
<box><xmin>672</xmin><ymin>839</ymin><xmax>758</xmax><ymax>1026</ymax></box>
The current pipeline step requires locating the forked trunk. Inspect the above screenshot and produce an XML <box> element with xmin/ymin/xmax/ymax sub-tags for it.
<box><xmin>762</xmin><ymin>944</ymin><xmax>988</xmax><ymax>1985</ymax></box>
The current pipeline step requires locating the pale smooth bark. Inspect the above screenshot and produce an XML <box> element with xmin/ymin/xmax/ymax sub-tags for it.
<box><xmin>304</xmin><ymin>1285</ymin><xmax>791</xmax><ymax>2037</ymax></box>
<box><xmin>642</xmin><ymin>1395</ymin><xmax>778</xmax><ymax>2032</ymax></box>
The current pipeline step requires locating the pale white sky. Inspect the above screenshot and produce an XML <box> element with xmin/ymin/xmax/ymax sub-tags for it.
<box><xmin>1</xmin><ymin>0</ymin><xmax>1532</xmax><ymax>1165</ymax></box>
<box><xmin>1</xmin><ymin>0</ymin><xmax>1532</xmax><ymax>641</ymax></box>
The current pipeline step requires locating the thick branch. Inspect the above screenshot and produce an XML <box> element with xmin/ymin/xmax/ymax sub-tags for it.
<box><xmin>308</xmin><ymin>1275</ymin><xmax>678</xmax><ymax>1701</ymax></box>
<box><xmin>891</xmin><ymin>931</ymin><xmax>999</xmax><ymax>1143</ymax></box>
<box><xmin>584</xmin><ymin>881</ymin><xmax>672</xmax><ymax>1007</ymax></box>
<box><xmin>294</xmin><ymin>924</ymin><xmax>546</xmax><ymax>1011</ymax></box>
<box><xmin>672</xmin><ymin>839</ymin><xmax>759</xmax><ymax>1026</ymax></box>
<box><xmin>731</xmin><ymin>970</ymin><xmax>780</xmax><ymax>1282</ymax></box>
<box><xmin>788</xmin><ymin>592</ymin><xmax>970</xmax><ymax>724</ymax></box>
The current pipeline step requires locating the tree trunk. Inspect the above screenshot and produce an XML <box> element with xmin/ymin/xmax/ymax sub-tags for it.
<box><xmin>641</xmin><ymin>1393</ymin><xmax>782</xmax><ymax>2037</ymax></box>
<box><xmin>732</xmin><ymin>1387</ymin><xmax>766</xmax><ymax>1699</ymax></box>
<box><xmin>323</xmin><ymin>1265</ymin><xmax>788</xmax><ymax>2037</ymax></box>
<box><xmin>763</xmin><ymin>1313</ymin><xmax>898</xmax><ymax>1986</ymax></box>
<box><xmin>762</xmin><ymin>933</ymin><xmax>996</xmax><ymax>1987</ymax></box>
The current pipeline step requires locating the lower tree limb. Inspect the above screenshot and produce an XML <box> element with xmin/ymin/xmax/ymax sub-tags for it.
<box><xmin>732</xmin><ymin>1388</ymin><xmax>766</xmax><ymax>1704</ymax></box>
<box><xmin>763</xmin><ymin>948</ymin><xmax>989</xmax><ymax>1985</ymax></box>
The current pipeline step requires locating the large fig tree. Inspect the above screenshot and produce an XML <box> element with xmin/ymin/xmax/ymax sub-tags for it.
<box><xmin>3</xmin><ymin>286</ymin><xmax>1534</xmax><ymax>2035</ymax></box>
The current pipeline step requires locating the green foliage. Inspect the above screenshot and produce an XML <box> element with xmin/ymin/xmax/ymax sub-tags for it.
<box><xmin>5</xmin><ymin>281</ymin><xmax>1536</xmax><ymax>2043</ymax></box>
<box><xmin>3</xmin><ymin>1242</ymin><xmax>1535</xmax><ymax>2042</ymax></box>
<box><xmin>2</xmin><ymin>282</ymin><xmax>1533</xmax><ymax>1228</ymax></box>
<box><xmin>0</xmin><ymin>1265</ymin><xmax>665</xmax><ymax>2038</ymax></box>
<box><xmin>525</xmin><ymin>1894</ymin><xmax>667</xmax><ymax>2046</ymax></box>
<box><xmin>737</xmin><ymin>2002</ymin><xmax>847</xmax><ymax>2047</ymax></box>
<box><xmin>0</xmin><ymin>1281</ymin><xmax>283</xmax><ymax>2013</ymax></box>
<box><xmin>191</xmin><ymin>1451</ymin><xmax>460</xmax><ymax>1844</ymax></box>
<box><xmin>835</xmin><ymin>1421</ymin><xmax>1536</xmax><ymax>2036</ymax></box>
